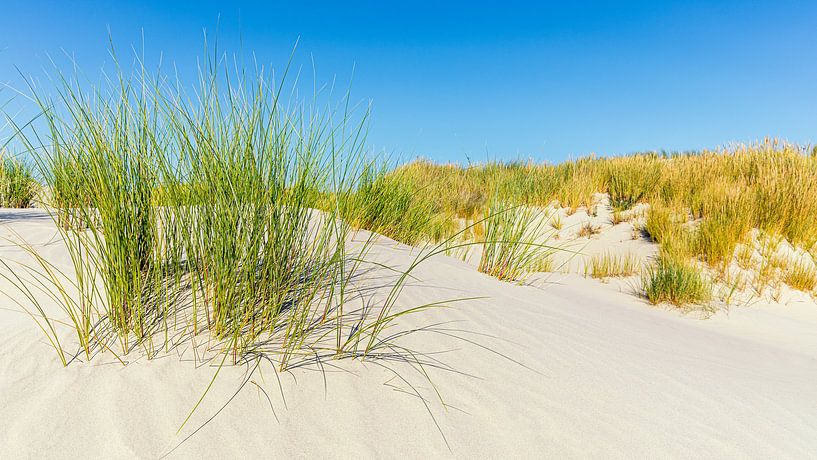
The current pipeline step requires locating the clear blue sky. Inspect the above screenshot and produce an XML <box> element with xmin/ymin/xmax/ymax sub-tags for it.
<box><xmin>1</xmin><ymin>1</ymin><xmax>815</xmax><ymax>162</ymax></box>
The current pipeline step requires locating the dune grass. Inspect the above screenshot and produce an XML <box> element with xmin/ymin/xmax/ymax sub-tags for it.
<box><xmin>477</xmin><ymin>200</ymin><xmax>556</xmax><ymax>282</ymax></box>
<box><xmin>718</xmin><ymin>269</ymin><xmax>748</xmax><ymax>306</ymax></box>
<box><xmin>4</xmin><ymin>42</ymin><xmax>816</xmax><ymax>362</ymax></box>
<box><xmin>0</xmin><ymin>153</ymin><xmax>36</xmax><ymax>208</ymax></box>
<box><xmin>610</xmin><ymin>210</ymin><xmax>627</xmax><ymax>225</ymax></box>
<box><xmin>735</xmin><ymin>244</ymin><xmax>755</xmax><ymax>270</ymax></box>
<box><xmin>350</xmin><ymin>141</ymin><xmax>817</xmax><ymax>303</ymax></box>
<box><xmin>385</xmin><ymin>140</ymin><xmax>817</xmax><ymax>249</ymax></box>
<box><xmin>4</xmin><ymin>45</ymin><xmax>463</xmax><ymax>374</ymax></box>
<box><xmin>586</xmin><ymin>252</ymin><xmax>640</xmax><ymax>279</ymax></box>
<box><xmin>48</xmin><ymin>151</ymin><xmax>92</xmax><ymax>228</ymax></box>
<box><xmin>642</xmin><ymin>255</ymin><xmax>711</xmax><ymax>307</ymax></box>
<box><xmin>783</xmin><ymin>260</ymin><xmax>817</xmax><ymax>292</ymax></box>
<box><xmin>341</xmin><ymin>163</ymin><xmax>452</xmax><ymax>245</ymax></box>
<box><xmin>549</xmin><ymin>213</ymin><xmax>563</xmax><ymax>230</ymax></box>
<box><xmin>604</xmin><ymin>154</ymin><xmax>661</xmax><ymax>211</ymax></box>
<box><xmin>577</xmin><ymin>221</ymin><xmax>601</xmax><ymax>238</ymax></box>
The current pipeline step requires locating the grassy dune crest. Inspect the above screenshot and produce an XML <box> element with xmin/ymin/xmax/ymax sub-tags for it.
<box><xmin>372</xmin><ymin>142</ymin><xmax>817</xmax><ymax>304</ymax></box>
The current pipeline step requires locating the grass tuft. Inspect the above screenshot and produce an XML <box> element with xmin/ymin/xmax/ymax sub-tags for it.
<box><xmin>477</xmin><ymin>201</ymin><xmax>556</xmax><ymax>282</ymax></box>
<box><xmin>642</xmin><ymin>255</ymin><xmax>711</xmax><ymax>307</ymax></box>
<box><xmin>0</xmin><ymin>153</ymin><xmax>36</xmax><ymax>208</ymax></box>
<box><xmin>784</xmin><ymin>260</ymin><xmax>817</xmax><ymax>292</ymax></box>
<box><xmin>611</xmin><ymin>210</ymin><xmax>628</xmax><ymax>225</ymax></box>
<box><xmin>549</xmin><ymin>213</ymin><xmax>563</xmax><ymax>230</ymax></box>
<box><xmin>577</xmin><ymin>221</ymin><xmax>601</xmax><ymax>238</ymax></box>
<box><xmin>586</xmin><ymin>252</ymin><xmax>640</xmax><ymax>279</ymax></box>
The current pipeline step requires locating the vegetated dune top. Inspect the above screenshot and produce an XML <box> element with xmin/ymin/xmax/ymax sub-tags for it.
<box><xmin>1</xmin><ymin>208</ymin><xmax>816</xmax><ymax>458</ymax></box>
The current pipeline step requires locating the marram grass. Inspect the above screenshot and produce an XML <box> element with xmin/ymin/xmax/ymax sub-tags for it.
<box><xmin>0</xmin><ymin>153</ymin><xmax>36</xmax><ymax>208</ymax></box>
<box><xmin>6</xmin><ymin>40</ymin><xmax>817</xmax><ymax>359</ymax></box>
<box><xmin>477</xmin><ymin>200</ymin><xmax>557</xmax><ymax>282</ymax></box>
<box><xmin>642</xmin><ymin>255</ymin><xmax>711</xmax><ymax>307</ymax></box>
<box><xmin>5</xmin><ymin>46</ymin><xmax>458</xmax><ymax>375</ymax></box>
<box><xmin>382</xmin><ymin>141</ymin><xmax>817</xmax><ymax>279</ymax></box>
<box><xmin>586</xmin><ymin>252</ymin><xmax>640</xmax><ymax>279</ymax></box>
<box><xmin>783</xmin><ymin>260</ymin><xmax>817</xmax><ymax>292</ymax></box>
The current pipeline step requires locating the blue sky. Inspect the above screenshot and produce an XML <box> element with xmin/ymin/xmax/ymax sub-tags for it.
<box><xmin>1</xmin><ymin>1</ymin><xmax>815</xmax><ymax>162</ymax></box>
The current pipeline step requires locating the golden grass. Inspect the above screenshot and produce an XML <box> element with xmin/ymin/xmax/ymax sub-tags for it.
<box><xmin>784</xmin><ymin>260</ymin><xmax>817</xmax><ymax>292</ymax></box>
<box><xmin>586</xmin><ymin>252</ymin><xmax>640</xmax><ymax>279</ymax></box>
<box><xmin>549</xmin><ymin>214</ymin><xmax>563</xmax><ymax>230</ymax></box>
<box><xmin>611</xmin><ymin>210</ymin><xmax>628</xmax><ymax>225</ymax></box>
<box><xmin>375</xmin><ymin>139</ymin><xmax>817</xmax><ymax>300</ymax></box>
<box><xmin>735</xmin><ymin>244</ymin><xmax>755</xmax><ymax>270</ymax></box>
<box><xmin>577</xmin><ymin>222</ymin><xmax>602</xmax><ymax>238</ymax></box>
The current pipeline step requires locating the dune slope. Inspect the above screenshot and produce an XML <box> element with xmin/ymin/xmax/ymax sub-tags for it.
<box><xmin>1</xmin><ymin>209</ymin><xmax>816</xmax><ymax>459</ymax></box>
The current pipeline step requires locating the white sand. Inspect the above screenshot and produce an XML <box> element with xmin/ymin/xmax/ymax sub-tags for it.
<box><xmin>1</xmin><ymin>208</ymin><xmax>816</xmax><ymax>458</ymax></box>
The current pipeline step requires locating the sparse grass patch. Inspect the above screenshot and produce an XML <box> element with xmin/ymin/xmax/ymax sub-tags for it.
<box><xmin>735</xmin><ymin>244</ymin><xmax>755</xmax><ymax>270</ymax></box>
<box><xmin>753</xmin><ymin>257</ymin><xmax>778</xmax><ymax>295</ymax></box>
<box><xmin>784</xmin><ymin>260</ymin><xmax>817</xmax><ymax>292</ymax></box>
<box><xmin>718</xmin><ymin>269</ymin><xmax>748</xmax><ymax>306</ymax></box>
<box><xmin>586</xmin><ymin>252</ymin><xmax>640</xmax><ymax>279</ymax></box>
<box><xmin>611</xmin><ymin>210</ymin><xmax>628</xmax><ymax>225</ymax></box>
<box><xmin>530</xmin><ymin>254</ymin><xmax>555</xmax><ymax>272</ymax></box>
<box><xmin>577</xmin><ymin>221</ymin><xmax>601</xmax><ymax>238</ymax></box>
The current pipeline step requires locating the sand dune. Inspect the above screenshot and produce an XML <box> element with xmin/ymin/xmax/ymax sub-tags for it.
<box><xmin>1</xmin><ymin>208</ymin><xmax>816</xmax><ymax>458</ymax></box>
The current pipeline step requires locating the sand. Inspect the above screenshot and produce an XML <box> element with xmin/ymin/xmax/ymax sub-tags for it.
<box><xmin>1</xmin><ymin>207</ymin><xmax>816</xmax><ymax>459</ymax></box>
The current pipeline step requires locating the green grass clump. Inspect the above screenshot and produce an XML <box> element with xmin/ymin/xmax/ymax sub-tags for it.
<box><xmin>642</xmin><ymin>255</ymin><xmax>711</xmax><ymax>307</ymax></box>
<box><xmin>0</xmin><ymin>154</ymin><xmax>36</xmax><ymax>208</ymax></box>
<box><xmin>343</xmin><ymin>164</ymin><xmax>451</xmax><ymax>244</ymax></box>
<box><xmin>477</xmin><ymin>200</ymin><xmax>556</xmax><ymax>282</ymax></box>
<box><xmin>5</xmin><ymin>44</ymin><xmax>451</xmax><ymax>373</ymax></box>
<box><xmin>49</xmin><ymin>152</ymin><xmax>92</xmax><ymax>228</ymax></box>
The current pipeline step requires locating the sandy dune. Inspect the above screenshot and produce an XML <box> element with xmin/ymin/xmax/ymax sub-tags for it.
<box><xmin>1</xmin><ymin>208</ymin><xmax>816</xmax><ymax>458</ymax></box>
